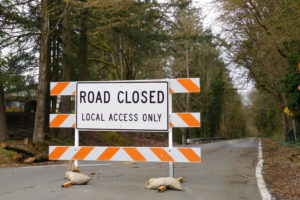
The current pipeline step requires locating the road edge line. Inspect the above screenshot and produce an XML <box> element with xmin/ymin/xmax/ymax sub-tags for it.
<box><xmin>256</xmin><ymin>138</ymin><xmax>272</xmax><ymax>200</ymax></box>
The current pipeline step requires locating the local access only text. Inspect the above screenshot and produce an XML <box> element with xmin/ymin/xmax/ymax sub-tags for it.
<box><xmin>81</xmin><ymin>113</ymin><xmax>163</xmax><ymax>122</ymax></box>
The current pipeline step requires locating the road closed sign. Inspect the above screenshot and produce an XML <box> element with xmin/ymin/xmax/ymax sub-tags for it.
<box><xmin>76</xmin><ymin>81</ymin><xmax>169</xmax><ymax>131</ymax></box>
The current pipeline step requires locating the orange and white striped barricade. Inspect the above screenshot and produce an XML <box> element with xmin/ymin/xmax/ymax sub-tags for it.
<box><xmin>49</xmin><ymin>146</ymin><xmax>201</xmax><ymax>163</ymax></box>
<box><xmin>49</xmin><ymin>78</ymin><xmax>201</xmax><ymax>177</ymax></box>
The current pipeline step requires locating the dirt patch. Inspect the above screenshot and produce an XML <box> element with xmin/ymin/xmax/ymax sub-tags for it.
<box><xmin>262</xmin><ymin>139</ymin><xmax>300</xmax><ymax>199</ymax></box>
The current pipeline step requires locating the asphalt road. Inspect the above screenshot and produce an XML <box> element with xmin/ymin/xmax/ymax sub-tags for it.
<box><xmin>0</xmin><ymin>138</ymin><xmax>260</xmax><ymax>200</ymax></box>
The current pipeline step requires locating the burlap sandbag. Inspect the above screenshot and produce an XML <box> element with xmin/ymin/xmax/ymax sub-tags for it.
<box><xmin>65</xmin><ymin>171</ymin><xmax>92</xmax><ymax>185</ymax></box>
<box><xmin>146</xmin><ymin>177</ymin><xmax>183</xmax><ymax>191</ymax></box>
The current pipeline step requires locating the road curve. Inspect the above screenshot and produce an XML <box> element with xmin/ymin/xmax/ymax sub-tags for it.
<box><xmin>0</xmin><ymin>138</ymin><xmax>260</xmax><ymax>200</ymax></box>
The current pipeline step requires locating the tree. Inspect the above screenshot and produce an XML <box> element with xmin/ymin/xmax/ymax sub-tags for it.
<box><xmin>282</xmin><ymin>42</ymin><xmax>300</xmax><ymax>121</ymax></box>
<box><xmin>0</xmin><ymin>72</ymin><xmax>8</xmax><ymax>141</ymax></box>
<box><xmin>217</xmin><ymin>0</ymin><xmax>300</xmax><ymax>141</ymax></box>
<box><xmin>33</xmin><ymin>0</ymin><xmax>50</xmax><ymax>143</ymax></box>
<box><xmin>78</xmin><ymin>5</ymin><xmax>88</xmax><ymax>81</ymax></box>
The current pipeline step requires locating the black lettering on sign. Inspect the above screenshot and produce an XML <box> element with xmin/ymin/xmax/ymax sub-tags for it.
<box><xmin>125</xmin><ymin>92</ymin><xmax>132</xmax><ymax>103</ymax></box>
<box><xmin>86</xmin><ymin>113</ymin><xmax>90</xmax><ymax>121</ymax></box>
<box><xmin>129</xmin><ymin>113</ymin><xmax>133</xmax><ymax>121</ymax></box>
<box><xmin>109</xmin><ymin>113</ymin><xmax>113</xmax><ymax>121</ymax></box>
<box><xmin>104</xmin><ymin>91</ymin><xmax>110</xmax><ymax>103</ymax></box>
<box><xmin>118</xmin><ymin>91</ymin><xmax>124</xmax><ymax>103</ymax></box>
<box><xmin>141</xmin><ymin>91</ymin><xmax>147</xmax><ymax>103</ymax></box>
<box><xmin>80</xmin><ymin>91</ymin><xmax>86</xmax><ymax>103</ymax></box>
<box><xmin>96</xmin><ymin>113</ymin><xmax>101</xmax><ymax>121</ymax></box>
<box><xmin>134</xmin><ymin>114</ymin><xmax>138</xmax><ymax>121</ymax></box>
<box><xmin>157</xmin><ymin>114</ymin><xmax>162</xmax><ymax>121</ymax></box>
<box><xmin>142</xmin><ymin>114</ymin><xmax>147</xmax><ymax>121</ymax></box>
<box><xmin>114</xmin><ymin>113</ymin><xmax>118</xmax><ymax>121</ymax></box>
<box><xmin>96</xmin><ymin>91</ymin><xmax>102</xmax><ymax>103</ymax></box>
<box><xmin>88</xmin><ymin>92</ymin><xmax>94</xmax><ymax>103</ymax></box>
<box><xmin>124</xmin><ymin>113</ymin><xmax>128</xmax><ymax>121</ymax></box>
<box><xmin>148</xmin><ymin>114</ymin><xmax>153</xmax><ymax>121</ymax></box>
<box><xmin>91</xmin><ymin>113</ymin><xmax>95</xmax><ymax>121</ymax></box>
<box><xmin>132</xmin><ymin>91</ymin><xmax>139</xmax><ymax>103</ymax></box>
<box><xmin>150</xmin><ymin>91</ymin><xmax>155</xmax><ymax>103</ymax></box>
<box><xmin>157</xmin><ymin>91</ymin><xmax>164</xmax><ymax>103</ymax></box>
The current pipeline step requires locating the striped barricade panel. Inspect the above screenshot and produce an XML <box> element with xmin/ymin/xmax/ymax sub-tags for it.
<box><xmin>49</xmin><ymin>146</ymin><xmax>201</xmax><ymax>163</ymax></box>
<box><xmin>50</xmin><ymin>82</ymin><xmax>77</xmax><ymax>96</ymax></box>
<box><xmin>50</xmin><ymin>78</ymin><xmax>200</xmax><ymax>96</ymax></box>
<box><xmin>169</xmin><ymin>113</ymin><xmax>200</xmax><ymax>128</ymax></box>
<box><xmin>50</xmin><ymin>114</ymin><xmax>75</xmax><ymax>128</ymax></box>
<box><xmin>49</xmin><ymin>113</ymin><xmax>200</xmax><ymax>128</ymax></box>
<box><xmin>169</xmin><ymin>78</ymin><xmax>200</xmax><ymax>93</ymax></box>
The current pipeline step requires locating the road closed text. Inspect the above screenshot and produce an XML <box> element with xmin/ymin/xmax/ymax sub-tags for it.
<box><xmin>79</xmin><ymin>90</ymin><xmax>165</xmax><ymax>104</ymax></box>
<box><xmin>76</xmin><ymin>82</ymin><xmax>169</xmax><ymax>131</ymax></box>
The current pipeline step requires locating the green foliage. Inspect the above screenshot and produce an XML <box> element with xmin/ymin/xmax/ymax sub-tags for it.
<box><xmin>0</xmin><ymin>147</ymin><xmax>15</xmax><ymax>164</ymax></box>
<box><xmin>0</xmin><ymin>53</ymin><xmax>37</xmax><ymax>94</ymax></box>
<box><xmin>0</xmin><ymin>147</ymin><xmax>15</xmax><ymax>156</ymax></box>
<box><xmin>282</xmin><ymin>40</ymin><xmax>300</xmax><ymax>120</ymax></box>
<box><xmin>100</xmin><ymin>132</ymin><xmax>131</xmax><ymax>146</ymax></box>
<box><xmin>208</xmin><ymin>74</ymin><xmax>225</xmax><ymax>136</ymax></box>
<box><xmin>250</xmin><ymin>89</ymin><xmax>281</xmax><ymax>137</ymax></box>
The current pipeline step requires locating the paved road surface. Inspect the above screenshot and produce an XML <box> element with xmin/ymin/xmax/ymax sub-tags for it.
<box><xmin>0</xmin><ymin>138</ymin><xmax>260</xmax><ymax>200</ymax></box>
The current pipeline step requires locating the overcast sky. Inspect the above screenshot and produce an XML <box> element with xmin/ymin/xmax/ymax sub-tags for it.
<box><xmin>194</xmin><ymin>0</ymin><xmax>254</xmax><ymax>104</ymax></box>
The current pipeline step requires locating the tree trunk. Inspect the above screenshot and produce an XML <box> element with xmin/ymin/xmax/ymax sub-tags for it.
<box><xmin>50</xmin><ymin>29</ymin><xmax>60</xmax><ymax>137</ymax></box>
<box><xmin>181</xmin><ymin>129</ymin><xmax>186</xmax><ymax>145</ymax></box>
<box><xmin>33</xmin><ymin>0</ymin><xmax>50</xmax><ymax>144</ymax></box>
<box><xmin>185</xmin><ymin>48</ymin><xmax>191</xmax><ymax>138</ymax></box>
<box><xmin>44</xmin><ymin>32</ymin><xmax>51</xmax><ymax>134</ymax></box>
<box><xmin>0</xmin><ymin>82</ymin><xmax>8</xmax><ymax>141</ymax></box>
<box><xmin>59</xmin><ymin>4</ymin><xmax>73</xmax><ymax>138</ymax></box>
<box><xmin>79</xmin><ymin>6</ymin><xmax>88</xmax><ymax>81</ymax></box>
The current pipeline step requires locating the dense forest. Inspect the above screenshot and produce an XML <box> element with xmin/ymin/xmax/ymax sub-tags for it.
<box><xmin>0</xmin><ymin>0</ymin><xmax>299</xmax><ymax>145</ymax></box>
<box><xmin>217</xmin><ymin>0</ymin><xmax>300</xmax><ymax>143</ymax></box>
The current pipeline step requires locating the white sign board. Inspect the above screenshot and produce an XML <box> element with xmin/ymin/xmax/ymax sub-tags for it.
<box><xmin>76</xmin><ymin>81</ymin><xmax>169</xmax><ymax>131</ymax></box>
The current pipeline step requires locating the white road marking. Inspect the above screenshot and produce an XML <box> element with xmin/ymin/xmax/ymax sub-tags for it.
<box><xmin>256</xmin><ymin>139</ymin><xmax>272</xmax><ymax>200</ymax></box>
<box><xmin>19</xmin><ymin>163</ymin><xmax>111</xmax><ymax>169</ymax></box>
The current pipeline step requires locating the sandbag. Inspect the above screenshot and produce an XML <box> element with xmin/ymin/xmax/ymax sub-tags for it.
<box><xmin>146</xmin><ymin>177</ymin><xmax>183</xmax><ymax>191</ymax></box>
<box><xmin>65</xmin><ymin>171</ymin><xmax>92</xmax><ymax>185</ymax></box>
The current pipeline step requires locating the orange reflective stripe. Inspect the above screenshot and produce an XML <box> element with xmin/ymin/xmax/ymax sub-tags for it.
<box><xmin>169</xmin><ymin>88</ymin><xmax>174</xmax><ymax>93</ymax></box>
<box><xmin>72</xmin><ymin>123</ymin><xmax>76</xmax><ymax>128</ymax></box>
<box><xmin>72</xmin><ymin>147</ymin><xmax>94</xmax><ymax>160</ymax></box>
<box><xmin>177</xmin><ymin>113</ymin><xmax>200</xmax><ymax>127</ymax></box>
<box><xmin>97</xmin><ymin>147</ymin><xmax>120</xmax><ymax>160</ymax></box>
<box><xmin>150</xmin><ymin>148</ymin><xmax>174</xmax><ymax>162</ymax></box>
<box><xmin>123</xmin><ymin>148</ymin><xmax>146</xmax><ymax>161</ymax></box>
<box><xmin>50</xmin><ymin>114</ymin><xmax>69</xmax><ymax>127</ymax></box>
<box><xmin>177</xmin><ymin>79</ymin><xmax>200</xmax><ymax>92</ymax></box>
<box><xmin>50</xmin><ymin>82</ymin><xmax>70</xmax><ymax>95</ymax></box>
<box><xmin>72</xmin><ymin>91</ymin><xmax>76</xmax><ymax>95</ymax></box>
<box><xmin>178</xmin><ymin>148</ymin><xmax>201</xmax><ymax>162</ymax></box>
<box><xmin>49</xmin><ymin>147</ymin><xmax>68</xmax><ymax>160</ymax></box>
<box><xmin>169</xmin><ymin>122</ymin><xmax>174</xmax><ymax>128</ymax></box>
